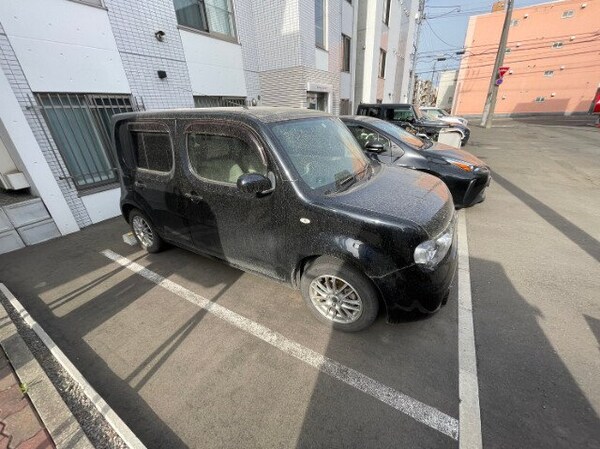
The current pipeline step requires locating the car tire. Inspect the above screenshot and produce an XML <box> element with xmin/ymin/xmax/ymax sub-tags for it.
<box><xmin>129</xmin><ymin>209</ymin><xmax>165</xmax><ymax>253</ymax></box>
<box><xmin>300</xmin><ymin>256</ymin><xmax>379</xmax><ymax>332</ymax></box>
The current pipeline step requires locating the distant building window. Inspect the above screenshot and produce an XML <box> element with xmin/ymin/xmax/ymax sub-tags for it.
<box><xmin>552</xmin><ymin>42</ymin><xmax>564</xmax><ymax>48</ymax></box>
<box><xmin>510</xmin><ymin>19</ymin><xmax>519</xmax><ymax>26</ymax></box>
<box><xmin>342</xmin><ymin>34</ymin><xmax>351</xmax><ymax>72</ymax></box>
<box><xmin>544</xmin><ymin>70</ymin><xmax>554</xmax><ymax>77</ymax></box>
<box><xmin>561</xmin><ymin>10</ymin><xmax>574</xmax><ymax>18</ymax></box>
<box><xmin>378</xmin><ymin>49</ymin><xmax>386</xmax><ymax>78</ymax></box>
<box><xmin>315</xmin><ymin>0</ymin><xmax>326</xmax><ymax>48</ymax></box>
<box><xmin>383</xmin><ymin>0</ymin><xmax>391</xmax><ymax>25</ymax></box>
<box><xmin>535</xmin><ymin>96</ymin><xmax>546</xmax><ymax>102</ymax></box>
<box><xmin>174</xmin><ymin>0</ymin><xmax>236</xmax><ymax>37</ymax></box>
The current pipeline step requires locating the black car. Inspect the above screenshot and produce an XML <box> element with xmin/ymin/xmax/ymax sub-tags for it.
<box><xmin>356</xmin><ymin>103</ymin><xmax>471</xmax><ymax>146</ymax></box>
<box><xmin>112</xmin><ymin>108</ymin><xmax>457</xmax><ymax>331</ymax></box>
<box><xmin>341</xmin><ymin>116</ymin><xmax>490</xmax><ymax>208</ymax></box>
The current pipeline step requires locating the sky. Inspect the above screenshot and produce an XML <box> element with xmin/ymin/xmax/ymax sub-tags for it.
<box><xmin>417</xmin><ymin>0</ymin><xmax>549</xmax><ymax>82</ymax></box>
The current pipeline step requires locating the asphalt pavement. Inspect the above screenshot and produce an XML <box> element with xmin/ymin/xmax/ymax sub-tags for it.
<box><xmin>0</xmin><ymin>116</ymin><xmax>598</xmax><ymax>448</ymax></box>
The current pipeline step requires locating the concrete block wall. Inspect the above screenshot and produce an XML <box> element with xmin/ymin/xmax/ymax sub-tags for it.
<box><xmin>0</xmin><ymin>23</ymin><xmax>91</xmax><ymax>228</ymax></box>
<box><xmin>104</xmin><ymin>0</ymin><xmax>194</xmax><ymax>109</ymax></box>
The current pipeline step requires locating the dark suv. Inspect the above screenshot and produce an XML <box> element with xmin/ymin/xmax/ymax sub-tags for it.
<box><xmin>356</xmin><ymin>103</ymin><xmax>470</xmax><ymax>146</ymax></box>
<box><xmin>112</xmin><ymin>108</ymin><xmax>457</xmax><ymax>331</ymax></box>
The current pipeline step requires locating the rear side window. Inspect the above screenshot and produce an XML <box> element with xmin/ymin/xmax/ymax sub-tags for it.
<box><xmin>130</xmin><ymin>123</ymin><xmax>173</xmax><ymax>173</ymax></box>
<box><xmin>187</xmin><ymin>133</ymin><xmax>267</xmax><ymax>185</ymax></box>
<box><xmin>358</xmin><ymin>107</ymin><xmax>381</xmax><ymax>118</ymax></box>
<box><xmin>386</xmin><ymin>108</ymin><xmax>413</xmax><ymax>121</ymax></box>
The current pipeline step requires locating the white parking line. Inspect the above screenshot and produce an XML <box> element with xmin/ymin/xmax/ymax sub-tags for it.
<box><xmin>457</xmin><ymin>210</ymin><xmax>483</xmax><ymax>449</ymax></box>
<box><xmin>101</xmin><ymin>249</ymin><xmax>459</xmax><ymax>440</ymax></box>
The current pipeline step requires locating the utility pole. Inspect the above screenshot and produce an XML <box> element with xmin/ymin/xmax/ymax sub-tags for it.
<box><xmin>408</xmin><ymin>0</ymin><xmax>425</xmax><ymax>104</ymax></box>
<box><xmin>480</xmin><ymin>0</ymin><xmax>514</xmax><ymax>128</ymax></box>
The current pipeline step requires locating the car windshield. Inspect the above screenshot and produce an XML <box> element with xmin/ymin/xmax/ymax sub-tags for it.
<box><xmin>270</xmin><ymin>117</ymin><xmax>370</xmax><ymax>193</ymax></box>
<box><xmin>366</xmin><ymin>119</ymin><xmax>428</xmax><ymax>150</ymax></box>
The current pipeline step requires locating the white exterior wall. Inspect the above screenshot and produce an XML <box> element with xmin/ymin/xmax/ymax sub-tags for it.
<box><xmin>436</xmin><ymin>70</ymin><xmax>458</xmax><ymax>110</ymax></box>
<box><xmin>181</xmin><ymin>31</ymin><xmax>247</xmax><ymax>98</ymax></box>
<box><xmin>0</xmin><ymin>0</ymin><xmax>130</xmax><ymax>94</ymax></box>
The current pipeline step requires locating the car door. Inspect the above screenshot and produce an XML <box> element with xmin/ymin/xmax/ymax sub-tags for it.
<box><xmin>179</xmin><ymin>120</ymin><xmax>282</xmax><ymax>277</ymax></box>
<box><xmin>345</xmin><ymin>123</ymin><xmax>394</xmax><ymax>164</ymax></box>
<box><xmin>129</xmin><ymin>121</ymin><xmax>192</xmax><ymax>246</ymax></box>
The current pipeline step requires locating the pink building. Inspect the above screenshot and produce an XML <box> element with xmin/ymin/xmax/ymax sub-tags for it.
<box><xmin>453</xmin><ymin>0</ymin><xmax>600</xmax><ymax>116</ymax></box>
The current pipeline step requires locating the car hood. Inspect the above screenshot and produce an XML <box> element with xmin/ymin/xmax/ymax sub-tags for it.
<box><xmin>424</xmin><ymin>143</ymin><xmax>486</xmax><ymax>167</ymax></box>
<box><xmin>330</xmin><ymin>164</ymin><xmax>454</xmax><ymax>238</ymax></box>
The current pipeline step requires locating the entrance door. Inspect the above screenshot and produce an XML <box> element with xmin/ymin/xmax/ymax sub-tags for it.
<box><xmin>179</xmin><ymin>121</ymin><xmax>283</xmax><ymax>277</ymax></box>
<box><xmin>307</xmin><ymin>91</ymin><xmax>328</xmax><ymax>111</ymax></box>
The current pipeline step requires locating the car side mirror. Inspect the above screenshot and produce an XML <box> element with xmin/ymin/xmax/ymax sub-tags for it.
<box><xmin>237</xmin><ymin>173</ymin><xmax>272</xmax><ymax>194</ymax></box>
<box><xmin>365</xmin><ymin>141</ymin><xmax>385</xmax><ymax>153</ymax></box>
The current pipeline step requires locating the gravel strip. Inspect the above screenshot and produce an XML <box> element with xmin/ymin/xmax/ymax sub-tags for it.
<box><xmin>0</xmin><ymin>291</ymin><xmax>130</xmax><ymax>449</ymax></box>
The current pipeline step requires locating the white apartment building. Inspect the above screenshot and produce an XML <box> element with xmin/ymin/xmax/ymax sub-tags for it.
<box><xmin>0</xmin><ymin>0</ymin><xmax>418</xmax><ymax>254</ymax></box>
<box><xmin>354</xmin><ymin>0</ymin><xmax>420</xmax><ymax>104</ymax></box>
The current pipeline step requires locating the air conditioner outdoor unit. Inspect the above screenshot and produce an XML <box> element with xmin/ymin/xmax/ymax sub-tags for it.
<box><xmin>0</xmin><ymin>171</ymin><xmax>30</xmax><ymax>190</ymax></box>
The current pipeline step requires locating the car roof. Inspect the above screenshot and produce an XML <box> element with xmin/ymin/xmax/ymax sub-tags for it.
<box><xmin>112</xmin><ymin>107</ymin><xmax>329</xmax><ymax>126</ymax></box>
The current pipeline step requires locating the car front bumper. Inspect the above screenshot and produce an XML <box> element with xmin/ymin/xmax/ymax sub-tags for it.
<box><xmin>373</xmin><ymin>229</ymin><xmax>458</xmax><ymax>319</ymax></box>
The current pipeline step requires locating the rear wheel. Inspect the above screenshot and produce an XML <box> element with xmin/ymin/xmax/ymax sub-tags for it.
<box><xmin>129</xmin><ymin>209</ymin><xmax>164</xmax><ymax>253</ymax></box>
<box><xmin>300</xmin><ymin>257</ymin><xmax>379</xmax><ymax>332</ymax></box>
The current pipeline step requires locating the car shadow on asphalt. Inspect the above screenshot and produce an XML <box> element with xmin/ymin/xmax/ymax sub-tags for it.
<box><xmin>491</xmin><ymin>171</ymin><xmax>600</xmax><ymax>262</ymax></box>
<box><xmin>0</xmin><ymin>217</ymin><xmax>241</xmax><ymax>448</ymax></box>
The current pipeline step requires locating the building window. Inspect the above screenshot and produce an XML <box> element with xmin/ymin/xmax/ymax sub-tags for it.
<box><xmin>510</xmin><ymin>19</ymin><xmax>519</xmax><ymax>26</ymax></box>
<box><xmin>342</xmin><ymin>34</ymin><xmax>351</xmax><ymax>72</ymax></box>
<box><xmin>36</xmin><ymin>93</ymin><xmax>135</xmax><ymax>189</ymax></box>
<box><xmin>383</xmin><ymin>0</ymin><xmax>391</xmax><ymax>25</ymax></box>
<box><xmin>378</xmin><ymin>49</ymin><xmax>386</xmax><ymax>78</ymax></box>
<box><xmin>194</xmin><ymin>96</ymin><xmax>247</xmax><ymax>107</ymax></box>
<box><xmin>174</xmin><ymin>0</ymin><xmax>209</xmax><ymax>32</ymax></box>
<box><xmin>535</xmin><ymin>96</ymin><xmax>546</xmax><ymax>102</ymax></box>
<box><xmin>561</xmin><ymin>10</ymin><xmax>574</xmax><ymax>18</ymax></box>
<box><xmin>174</xmin><ymin>0</ymin><xmax>235</xmax><ymax>37</ymax></box>
<box><xmin>552</xmin><ymin>42</ymin><xmax>564</xmax><ymax>48</ymax></box>
<box><xmin>315</xmin><ymin>0</ymin><xmax>326</xmax><ymax>48</ymax></box>
<box><xmin>544</xmin><ymin>70</ymin><xmax>554</xmax><ymax>77</ymax></box>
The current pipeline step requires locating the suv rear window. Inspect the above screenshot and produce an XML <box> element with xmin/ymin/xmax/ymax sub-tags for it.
<box><xmin>357</xmin><ymin>107</ymin><xmax>381</xmax><ymax>118</ymax></box>
<box><xmin>385</xmin><ymin>108</ymin><xmax>414</xmax><ymax>121</ymax></box>
<box><xmin>132</xmin><ymin>131</ymin><xmax>173</xmax><ymax>173</ymax></box>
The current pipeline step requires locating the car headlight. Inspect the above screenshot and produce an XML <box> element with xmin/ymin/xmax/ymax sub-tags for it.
<box><xmin>445</xmin><ymin>157</ymin><xmax>474</xmax><ymax>172</ymax></box>
<box><xmin>414</xmin><ymin>219</ymin><xmax>455</xmax><ymax>269</ymax></box>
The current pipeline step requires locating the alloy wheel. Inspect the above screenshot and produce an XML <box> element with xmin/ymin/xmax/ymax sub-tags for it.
<box><xmin>309</xmin><ymin>275</ymin><xmax>363</xmax><ymax>324</ymax></box>
<box><xmin>132</xmin><ymin>215</ymin><xmax>154</xmax><ymax>249</ymax></box>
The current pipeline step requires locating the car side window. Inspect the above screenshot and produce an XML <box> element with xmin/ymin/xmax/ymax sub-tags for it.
<box><xmin>130</xmin><ymin>123</ymin><xmax>173</xmax><ymax>173</ymax></box>
<box><xmin>386</xmin><ymin>108</ymin><xmax>413</xmax><ymax>122</ymax></box>
<box><xmin>187</xmin><ymin>132</ymin><xmax>267</xmax><ymax>185</ymax></box>
<box><xmin>347</xmin><ymin>125</ymin><xmax>391</xmax><ymax>152</ymax></box>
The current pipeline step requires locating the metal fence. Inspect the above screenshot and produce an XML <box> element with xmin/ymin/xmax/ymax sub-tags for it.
<box><xmin>29</xmin><ymin>93</ymin><xmax>142</xmax><ymax>190</ymax></box>
<box><xmin>194</xmin><ymin>95</ymin><xmax>248</xmax><ymax>108</ymax></box>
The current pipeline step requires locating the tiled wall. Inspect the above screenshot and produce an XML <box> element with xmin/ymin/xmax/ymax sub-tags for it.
<box><xmin>104</xmin><ymin>0</ymin><xmax>194</xmax><ymax>109</ymax></box>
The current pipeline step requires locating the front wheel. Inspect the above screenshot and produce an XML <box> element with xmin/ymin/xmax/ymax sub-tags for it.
<box><xmin>300</xmin><ymin>257</ymin><xmax>379</xmax><ymax>332</ymax></box>
<box><xmin>129</xmin><ymin>209</ymin><xmax>164</xmax><ymax>253</ymax></box>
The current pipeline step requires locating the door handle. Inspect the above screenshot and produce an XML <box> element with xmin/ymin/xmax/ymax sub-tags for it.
<box><xmin>184</xmin><ymin>191</ymin><xmax>203</xmax><ymax>203</ymax></box>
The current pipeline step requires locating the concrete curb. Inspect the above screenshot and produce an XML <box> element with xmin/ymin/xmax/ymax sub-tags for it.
<box><xmin>0</xmin><ymin>283</ymin><xmax>147</xmax><ymax>449</ymax></box>
<box><xmin>0</xmin><ymin>285</ymin><xmax>93</xmax><ymax>449</ymax></box>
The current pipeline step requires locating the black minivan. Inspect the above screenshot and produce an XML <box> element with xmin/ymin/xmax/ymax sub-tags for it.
<box><xmin>112</xmin><ymin>108</ymin><xmax>457</xmax><ymax>331</ymax></box>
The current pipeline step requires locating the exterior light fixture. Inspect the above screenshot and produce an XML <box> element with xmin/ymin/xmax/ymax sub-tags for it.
<box><xmin>157</xmin><ymin>70</ymin><xmax>167</xmax><ymax>79</ymax></box>
<box><xmin>155</xmin><ymin>30</ymin><xmax>166</xmax><ymax>41</ymax></box>
<box><xmin>551</xmin><ymin>92</ymin><xmax>556</xmax><ymax>97</ymax></box>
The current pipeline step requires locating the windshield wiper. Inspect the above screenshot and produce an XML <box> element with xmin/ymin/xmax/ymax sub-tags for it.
<box><xmin>333</xmin><ymin>165</ymin><xmax>370</xmax><ymax>193</ymax></box>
